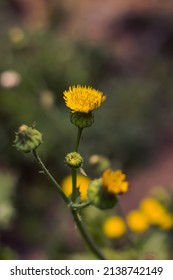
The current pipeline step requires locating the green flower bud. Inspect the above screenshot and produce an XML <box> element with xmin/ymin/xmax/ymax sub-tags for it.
<box><xmin>13</xmin><ymin>124</ymin><xmax>43</xmax><ymax>153</ymax></box>
<box><xmin>70</xmin><ymin>112</ymin><xmax>94</xmax><ymax>128</ymax></box>
<box><xmin>65</xmin><ymin>152</ymin><xmax>84</xmax><ymax>168</ymax></box>
<box><xmin>88</xmin><ymin>179</ymin><xmax>118</xmax><ymax>210</ymax></box>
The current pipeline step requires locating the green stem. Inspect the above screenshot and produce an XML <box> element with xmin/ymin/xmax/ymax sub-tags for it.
<box><xmin>71</xmin><ymin>168</ymin><xmax>77</xmax><ymax>202</ymax></box>
<box><xmin>75</xmin><ymin>127</ymin><xmax>83</xmax><ymax>152</ymax></box>
<box><xmin>71</xmin><ymin>209</ymin><xmax>106</xmax><ymax>260</ymax></box>
<box><xmin>32</xmin><ymin>150</ymin><xmax>106</xmax><ymax>260</ymax></box>
<box><xmin>32</xmin><ymin>150</ymin><xmax>69</xmax><ymax>205</ymax></box>
<box><xmin>71</xmin><ymin>201</ymin><xmax>92</xmax><ymax>210</ymax></box>
<box><xmin>71</xmin><ymin>127</ymin><xmax>83</xmax><ymax>201</ymax></box>
<box><xmin>72</xmin><ymin>126</ymin><xmax>106</xmax><ymax>259</ymax></box>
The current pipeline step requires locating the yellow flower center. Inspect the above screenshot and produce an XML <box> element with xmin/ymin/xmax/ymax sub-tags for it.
<box><xmin>63</xmin><ymin>85</ymin><xmax>106</xmax><ymax>113</ymax></box>
<box><xmin>102</xmin><ymin>169</ymin><xmax>129</xmax><ymax>194</ymax></box>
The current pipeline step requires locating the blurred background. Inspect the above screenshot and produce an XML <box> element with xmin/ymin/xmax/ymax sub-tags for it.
<box><xmin>0</xmin><ymin>0</ymin><xmax>173</xmax><ymax>260</ymax></box>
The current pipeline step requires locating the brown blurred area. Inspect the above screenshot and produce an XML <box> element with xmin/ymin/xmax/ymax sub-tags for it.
<box><xmin>8</xmin><ymin>0</ymin><xmax>173</xmax><ymax>70</ymax></box>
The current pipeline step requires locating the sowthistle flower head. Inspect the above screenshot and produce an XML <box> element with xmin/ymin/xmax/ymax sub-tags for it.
<box><xmin>88</xmin><ymin>169</ymin><xmax>128</xmax><ymax>210</ymax></box>
<box><xmin>63</xmin><ymin>85</ymin><xmax>106</xmax><ymax>113</ymax></box>
<box><xmin>102</xmin><ymin>169</ymin><xmax>129</xmax><ymax>195</ymax></box>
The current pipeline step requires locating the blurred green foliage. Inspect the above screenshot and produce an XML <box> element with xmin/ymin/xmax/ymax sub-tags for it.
<box><xmin>0</xmin><ymin>171</ymin><xmax>17</xmax><ymax>259</ymax></box>
<box><xmin>0</xmin><ymin>171</ymin><xmax>16</xmax><ymax>228</ymax></box>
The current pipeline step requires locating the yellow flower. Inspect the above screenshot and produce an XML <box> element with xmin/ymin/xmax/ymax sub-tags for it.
<box><xmin>140</xmin><ymin>197</ymin><xmax>173</xmax><ymax>230</ymax></box>
<box><xmin>63</xmin><ymin>85</ymin><xmax>106</xmax><ymax>113</ymax></box>
<box><xmin>127</xmin><ymin>210</ymin><xmax>150</xmax><ymax>233</ymax></box>
<box><xmin>61</xmin><ymin>174</ymin><xmax>90</xmax><ymax>201</ymax></box>
<box><xmin>158</xmin><ymin>213</ymin><xmax>173</xmax><ymax>230</ymax></box>
<box><xmin>102</xmin><ymin>169</ymin><xmax>129</xmax><ymax>195</ymax></box>
<box><xmin>139</xmin><ymin>198</ymin><xmax>166</xmax><ymax>225</ymax></box>
<box><xmin>102</xmin><ymin>216</ymin><xmax>126</xmax><ymax>238</ymax></box>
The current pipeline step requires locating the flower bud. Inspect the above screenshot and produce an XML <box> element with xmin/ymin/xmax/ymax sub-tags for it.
<box><xmin>65</xmin><ymin>152</ymin><xmax>84</xmax><ymax>168</ymax></box>
<box><xmin>88</xmin><ymin>179</ymin><xmax>118</xmax><ymax>210</ymax></box>
<box><xmin>70</xmin><ymin>112</ymin><xmax>94</xmax><ymax>128</ymax></box>
<box><xmin>13</xmin><ymin>124</ymin><xmax>42</xmax><ymax>153</ymax></box>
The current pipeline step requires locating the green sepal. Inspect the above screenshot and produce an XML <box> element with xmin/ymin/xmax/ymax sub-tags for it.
<box><xmin>88</xmin><ymin>179</ymin><xmax>118</xmax><ymax>210</ymax></box>
<box><xmin>70</xmin><ymin>112</ymin><xmax>94</xmax><ymax>128</ymax></box>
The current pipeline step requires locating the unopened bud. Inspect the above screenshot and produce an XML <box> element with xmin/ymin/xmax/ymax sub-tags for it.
<box><xmin>13</xmin><ymin>124</ymin><xmax>42</xmax><ymax>153</ymax></box>
<box><xmin>65</xmin><ymin>152</ymin><xmax>84</xmax><ymax>168</ymax></box>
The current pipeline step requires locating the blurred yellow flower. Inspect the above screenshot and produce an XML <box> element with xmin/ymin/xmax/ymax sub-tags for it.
<box><xmin>102</xmin><ymin>169</ymin><xmax>128</xmax><ymax>195</ymax></box>
<box><xmin>63</xmin><ymin>85</ymin><xmax>106</xmax><ymax>113</ymax></box>
<box><xmin>158</xmin><ymin>213</ymin><xmax>173</xmax><ymax>230</ymax></box>
<box><xmin>102</xmin><ymin>216</ymin><xmax>126</xmax><ymax>238</ymax></box>
<box><xmin>127</xmin><ymin>210</ymin><xmax>150</xmax><ymax>233</ymax></box>
<box><xmin>139</xmin><ymin>198</ymin><xmax>167</xmax><ymax>225</ymax></box>
<box><xmin>61</xmin><ymin>174</ymin><xmax>90</xmax><ymax>201</ymax></box>
<box><xmin>8</xmin><ymin>27</ymin><xmax>25</xmax><ymax>43</ymax></box>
